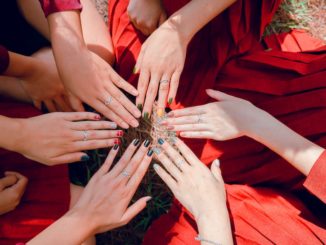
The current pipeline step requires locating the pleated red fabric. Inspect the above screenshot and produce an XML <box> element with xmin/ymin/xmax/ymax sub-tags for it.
<box><xmin>108</xmin><ymin>0</ymin><xmax>326</xmax><ymax>244</ymax></box>
<box><xmin>0</xmin><ymin>99</ymin><xmax>70</xmax><ymax>245</ymax></box>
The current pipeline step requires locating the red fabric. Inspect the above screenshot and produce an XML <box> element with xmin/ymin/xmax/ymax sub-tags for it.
<box><xmin>39</xmin><ymin>0</ymin><xmax>82</xmax><ymax>17</ymax></box>
<box><xmin>0</xmin><ymin>45</ymin><xmax>9</xmax><ymax>74</ymax></box>
<box><xmin>109</xmin><ymin>0</ymin><xmax>326</xmax><ymax>244</ymax></box>
<box><xmin>304</xmin><ymin>150</ymin><xmax>326</xmax><ymax>204</ymax></box>
<box><xmin>0</xmin><ymin>99</ymin><xmax>70</xmax><ymax>244</ymax></box>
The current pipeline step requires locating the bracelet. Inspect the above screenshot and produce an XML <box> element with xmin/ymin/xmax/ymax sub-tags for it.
<box><xmin>195</xmin><ymin>235</ymin><xmax>221</xmax><ymax>245</ymax></box>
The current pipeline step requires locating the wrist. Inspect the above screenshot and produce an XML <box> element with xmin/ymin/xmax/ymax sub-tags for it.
<box><xmin>164</xmin><ymin>17</ymin><xmax>193</xmax><ymax>46</ymax></box>
<box><xmin>0</xmin><ymin>116</ymin><xmax>23</xmax><ymax>152</ymax></box>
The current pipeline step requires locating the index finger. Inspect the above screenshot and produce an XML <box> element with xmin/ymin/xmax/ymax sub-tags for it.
<box><xmin>167</xmin><ymin>105</ymin><xmax>205</xmax><ymax>118</ymax></box>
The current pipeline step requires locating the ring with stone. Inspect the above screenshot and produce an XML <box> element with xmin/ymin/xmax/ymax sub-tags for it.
<box><xmin>104</xmin><ymin>96</ymin><xmax>113</xmax><ymax>106</ymax></box>
<box><xmin>121</xmin><ymin>170</ymin><xmax>131</xmax><ymax>178</ymax></box>
<box><xmin>160</xmin><ymin>79</ymin><xmax>169</xmax><ymax>84</ymax></box>
<box><xmin>82</xmin><ymin>130</ymin><xmax>89</xmax><ymax>141</ymax></box>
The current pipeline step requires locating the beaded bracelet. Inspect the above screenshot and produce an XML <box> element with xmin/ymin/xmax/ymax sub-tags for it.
<box><xmin>195</xmin><ymin>235</ymin><xmax>222</xmax><ymax>245</ymax></box>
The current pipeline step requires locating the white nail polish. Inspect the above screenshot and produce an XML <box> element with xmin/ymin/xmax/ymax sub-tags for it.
<box><xmin>153</xmin><ymin>164</ymin><xmax>159</xmax><ymax>170</ymax></box>
<box><xmin>213</xmin><ymin>159</ymin><xmax>220</xmax><ymax>167</ymax></box>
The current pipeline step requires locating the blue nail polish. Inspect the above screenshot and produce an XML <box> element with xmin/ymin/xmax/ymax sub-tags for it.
<box><xmin>81</xmin><ymin>155</ymin><xmax>90</xmax><ymax>162</ymax></box>
<box><xmin>147</xmin><ymin>149</ymin><xmax>154</xmax><ymax>156</ymax></box>
<box><xmin>144</xmin><ymin>139</ymin><xmax>151</xmax><ymax>147</ymax></box>
<box><xmin>158</xmin><ymin>138</ymin><xmax>164</xmax><ymax>145</ymax></box>
<box><xmin>133</xmin><ymin>139</ymin><xmax>140</xmax><ymax>146</ymax></box>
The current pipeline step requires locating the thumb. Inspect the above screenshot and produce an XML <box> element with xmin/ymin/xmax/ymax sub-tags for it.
<box><xmin>210</xmin><ymin>159</ymin><xmax>224</xmax><ymax>184</ymax></box>
<box><xmin>206</xmin><ymin>89</ymin><xmax>235</xmax><ymax>101</ymax></box>
<box><xmin>120</xmin><ymin>196</ymin><xmax>151</xmax><ymax>224</ymax></box>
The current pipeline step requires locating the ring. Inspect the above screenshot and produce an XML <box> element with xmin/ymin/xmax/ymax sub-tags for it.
<box><xmin>82</xmin><ymin>130</ymin><xmax>89</xmax><ymax>141</ymax></box>
<box><xmin>175</xmin><ymin>159</ymin><xmax>185</xmax><ymax>168</ymax></box>
<box><xmin>197</xmin><ymin>115</ymin><xmax>203</xmax><ymax>123</ymax></box>
<box><xmin>104</xmin><ymin>96</ymin><xmax>113</xmax><ymax>106</ymax></box>
<box><xmin>121</xmin><ymin>170</ymin><xmax>131</xmax><ymax>178</ymax></box>
<box><xmin>160</xmin><ymin>79</ymin><xmax>169</xmax><ymax>84</ymax></box>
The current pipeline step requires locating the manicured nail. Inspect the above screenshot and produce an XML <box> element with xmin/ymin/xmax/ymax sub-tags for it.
<box><xmin>137</xmin><ymin>103</ymin><xmax>143</xmax><ymax>111</ymax></box>
<box><xmin>152</xmin><ymin>147</ymin><xmax>161</xmax><ymax>155</ymax></box>
<box><xmin>158</xmin><ymin>138</ymin><xmax>164</xmax><ymax>145</ymax></box>
<box><xmin>131</xmin><ymin>120</ymin><xmax>139</xmax><ymax>128</ymax></box>
<box><xmin>153</xmin><ymin>163</ymin><xmax>159</xmax><ymax>171</ymax></box>
<box><xmin>147</xmin><ymin>149</ymin><xmax>154</xmax><ymax>156</ymax></box>
<box><xmin>144</xmin><ymin>139</ymin><xmax>151</xmax><ymax>147</ymax></box>
<box><xmin>167</xmin><ymin>112</ymin><xmax>174</xmax><ymax>117</ymax></box>
<box><xmin>143</xmin><ymin>112</ymin><xmax>149</xmax><ymax>120</ymax></box>
<box><xmin>167</xmin><ymin>125</ymin><xmax>174</xmax><ymax>130</ymax></box>
<box><xmin>145</xmin><ymin>196</ymin><xmax>152</xmax><ymax>202</ymax></box>
<box><xmin>114</xmin><ymin>139</ymin><xmax>120</xmax><ymax>145</ymax></box>
<box><xmin>95</xmin><ymin>114</ymin><xmax>101</xmax><ymax>120</ymax></box>
<box><xmin>213</xmin><ymin>159</ymin><xmax>220</xmax><ymax>167</ymax></box>
<box><xmin>132</xmin><ymin>66</ymin><xmax>137</xmax><ymax>74</ymax></box>
<box><xmin>81</xmin><ymin>155</ymin><xmax>90</xmax><ymax>162</ymax></box>
<box><xmin>133</xmin><ymin>139</ymin><xmax>140</xmax><ymax>146</ymax></box>
<box><xmin>157</xmin><ymin>108</ymin><xmax>164</xmax><ymax>117</ymax></box>
<box><xmin>117</xmin><ymin>130</ymin><xmax>124</xmax><ymax>137</ymax></box>
<box><xmin>168</xmin><ymin>98</ymin><xmax>173</xmax><ymax>105</ymax></box>
<box><xmin>113</xmin><ymin>144</ymin><xmax>119</xmax><ymax>150</ymax></box>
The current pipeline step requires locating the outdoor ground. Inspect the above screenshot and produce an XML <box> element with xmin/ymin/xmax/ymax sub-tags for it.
<box><xmin>71</xmin><ymin>1</ymin><xmax>326</xmax><ymax>244</ymax></box>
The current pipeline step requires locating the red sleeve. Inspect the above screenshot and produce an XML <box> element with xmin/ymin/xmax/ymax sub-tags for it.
<box><xmin>0</xmin><ymin>45</ymin><xmax>9</xmax><ymax>74</ymax></box>
<box><xmin>303</xmin><ymin>150</ymin><xmax>326</xmax><ymax>203</ymax></box>
<box><xmin>39</xmin><ymin>0</ymin><xmax>82</xmax><ymax>17</ymax></box>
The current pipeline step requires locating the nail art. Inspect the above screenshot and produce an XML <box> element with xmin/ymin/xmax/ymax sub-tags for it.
<box><xmin>114</xmin><ymin>139</ymin><xmax>120</xmax><ymax>145</ymax></box>
<box><xmin>137</xmin><ymin>104</ymin><xmax>143</xmax><ymax>111</ymax></box>
<box><xmin>168</xmin><ymin>98</ymin><xmax>173</xmax><ymax>105</ymax></box>
<box><xmin>152</xmin><ymin>147</ymin><xmax>161</xmax><ymax>155</ymax></box>
<box><xmin>144</xmin><ymin>139</ymin><xmax>151</xmax><ymax>147</ymax></box>
<box><xmin>81</xmin><ymin>155</ymin><xmax>90</xmax><ymax>162</ymax></box>
<box><xmin>147</xmin><ymin>149</ymin><xmax>154</xmax><ymax>156</ymax></box>
<box><xmin>113</xmin><ymin>144</ymin><xmax>119</xmax><ymax>150</ymax></box>
<box><xmin>158</xmin><ymin>138</ymin><xmax>164</xmax><ymax>145</ymax></box>
<box><xmin>144</xmin><ymin>112</ymin><xmax>149</xmax><ymax>120</ymax></box>
<box><xmin>133</xmin><ymin>139</ymin><xmax>140</xmax><ymax>146</ymax></box>
<box><xmin>117</xmin><ymin>130</ymin><xmax>124</xmax><ymax>137</ymax></box>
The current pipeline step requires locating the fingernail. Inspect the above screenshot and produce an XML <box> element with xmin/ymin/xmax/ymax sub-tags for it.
<box><xmin>114</xmin><ymin>139</ymin><xmax>120</xmax><ymax>145</ymax></box>
<box><xmin>81</xmin><ymin>155</ymin><xmax>90</xmax><ymax>162</ymax></box>
<box><xmin>168</xmin><ymin>98</ymin><xmax>173</xmax><ymax>105</ymax></box>
<box><xmin>171</xmin><ymin>137</ymin><xmax>177</xmax><ymax>144</ymax></box>
<box><xmin>167</xmin><ymin>125</ymin><xmax>174</xmax><ymax>130</ymax></box>
<box><xmin>137</xmin><ymin>103</ymin><xmax>143</xmax><ymax>111</ymax></box>
<box><xmin>153</xmin><ymin>163</ymin><xmax>159</xmax><ymax>171</ymax></box>
<box><xmin>132</xmin><ymin>120</ymin><xmax>139</xmax><ymax>128</ymax></box>
<box><xmin>143</xmin><ymin>112</ymin><xmax>149</xmax><ymax>120</ymax></box>
<box><xmin>167</xmin><ymin>112</ymin><xmax>174</xmax><ymax>117</ymax></box>
<box><xmin>213</xmin><ymin>159</ymin><xmax>220</xmax><ymax>167</ymax></box>
<box><xmin>157</xmin><ymin>108</ymin><xmax>164</xmax><ymax>117</ymax></box>
<box><xmin>160</xmin><ymin>120</ymin><xmax>167</xmax><ymax>125</ymax></box>
<box><xmin>144</xmin><ymin>139</ymin><xmax>151</xmax><ymax>147</ymax></box>
<box><xmin>152</xmin><ymin>147</ymin><xmax>161</xmax><ymax>155</ymax></box>
<box><xmin>145</xmin><ymin>196</ymin><xmax>152</xmax><ymax>202</ymax></box>
<box><xmin>158</xmin><ymin>138</ymin><xmax>164</xmax><ymax>145</ymax></box>
<box><xmin>95</xmin><ymin>115</ymin><xmax>101</xmax><ymax>120</ymax></box>
<box><xmin>133</xmin><ymin>138</ymin><xmax>140</xmax><ymax>146</ymax></box>
<box><xmin>113</xmin><ymin>144</ymin><xmax>119</xmax><ymax>150</ymax></box>
<box><xmin>121</xmin><ymin>122</ymin><xmax>129</xmax><ymax>129</ymax></box>
<box><xmin>117</xmin><ymin>130</ymin><xmax>124</xmax><ymax>137</ymax></box>
<box><xmin>132</xmin><ymin>66</ymin><xmax>137</xmax><ymax>74</ymax></box>
<box><xmin>147</xmin><ymin>149</ymin><xmax>154</xmax><ymax>156</ymax></box>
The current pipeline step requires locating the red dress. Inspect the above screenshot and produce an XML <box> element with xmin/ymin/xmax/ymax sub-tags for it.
<box><xmin>108</xmin><ymin>0</ymin><xmax>326</xmax><ymax>244</ymax></box>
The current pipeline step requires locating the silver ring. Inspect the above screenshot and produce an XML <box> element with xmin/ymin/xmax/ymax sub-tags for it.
<box><xmin>160</xmin><ymin>79</ymin><xmax>169</xmax><ymax>84</ymax></box>
<box><xmin>175</xmin><ymin>159</ymin><xmax>185</xmax><ymax>168</ymax></box>
<box><xmin>121</xmin><ymin>170</ymin><xmax>131</xmax><ymax>178</ymax></box>
<box><xmin>104</xmin><ymin>96</ymin><xmax>113</xmax><ymax>106</ymax></box>
<box><xmin>197</xmin><ymin>115</ymin><xmax>203</xmax><ymax>123</ymax></box>
<box><xmin>82</xmin><ymin>130</ymin><xmax>89</xmax><ymax>141</ymax></box>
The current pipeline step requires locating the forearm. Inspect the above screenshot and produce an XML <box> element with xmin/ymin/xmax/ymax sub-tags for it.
<box><xmin>0</xmin><ymin>116</ymin><xmax>21</xmax><ymax>152</ymax></box>
<box><xmin>0</xmin><ymin>76</ymin><xmax>32</xmax><ymax>102</ymax></box>
<box><xmin>166</xmin><ymin>0</ymin><xmax>236</xmax><ymax>44</ymax></box>
<box><xmin>250</xmin><ymin>111</ymin><xmax>324</xmax><ymax>176</ymax></box>
<box><xmin>3</xmin><ymin>52</ymin><xmax>38</xmax><ymax>78</ymax></box>
<box><xmin>28</xmin><ymin>209</ymin><xmax>95</xmax><ymax>245</ymax></box>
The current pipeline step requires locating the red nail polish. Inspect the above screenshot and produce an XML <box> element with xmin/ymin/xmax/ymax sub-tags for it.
<box><xmin>117</xmin><ymin>130</ymin><xmax>124</xmax><ymax>137</ymax></box>
<box><xmin>114</xmin><ymin>139</ymin><xmax>120</xmax><ymax>145</ymax></box>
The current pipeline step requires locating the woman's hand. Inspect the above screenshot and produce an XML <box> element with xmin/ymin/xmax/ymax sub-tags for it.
<box><xmin>134</xmin><ymin>20</ymin><xmax>189</xmax><ymax>118</ymax></box>
<box><xmin>0</xmin><ymin>171</ymin><xmax>28</xmax><ymax>215</ymax></box>
<box><xmin>127</xmin><ymin>0</ymin><xmax>167</xmax><ymax>36</ymax></box>
<box><xmin>20</xmin><ymin>48</ymin><xmax>72</xmax><ymax>112</ymax></box>
<box><xmin>162</xmin><ymin>89</ymin><xmax>268</xmax><ymax>141</ymax></box>
<box><xmin>14</xmin><ymin>112</ymin><xmax>121</xmax><ymax>165</ymax></box>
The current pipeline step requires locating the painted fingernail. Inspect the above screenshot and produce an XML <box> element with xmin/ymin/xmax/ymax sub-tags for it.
<box><xmin>117</xmin><ymin>130</ymin><xmax>124</xmax><ymax>137</ymax></box>
<box><xmin>167</xmin><ymin>125</ymin><xmax>174</xmax><ymax>130</ymax></box>
<box><xmin>158</xmin><ymin>138</ymin><xmax>164</xmax><ymax>145</ymax></box>
<box><xmin>147</xmin><ymin>149</ymin><xmax>154</xmax><ymax>156</ymax></box>
<box><xmin>144</xmin><ymin>139</ymin><xmax>151</xmax><ymax>147</ymax></box>
<box><xmin>114</xmin><ymin>139</ymin><xmax>120</xmax><ymax>145</ymax></box>
<box><xmin>132</xmin><ymin>66</ymin><xmax>137</xmax><ymax>74</ymax></box>
<box><xmin>167</xmin><ymin>112</ymin><xmax>174</xmax><ymax>117</ymax></box>
<box><xmin>113</xmin><ymin>144</ymin><xmax>119</xmax><ymax>150</ymax></box>
<box><xmin>152</xmin><ymin>147</ymin><xmax>161</xmax><ymax>155</ymax></box>
<box><xmin>157</xmin><ymin>108</ymin><xmax>164</xmax><ymax>117</ymax></box>
<box><xmin>133</xmin><ymin>139</ymin><xmax>140</xmax><ymax>146</ymax></box>
<box><xmin>81</xmin><ymin>155</ymin><xmax>90</xmax><ymax>162</ymax></box>
<box><xmin>95</xmin><ymin>115</ymin><xmax>101</xmax><ymax>120</ymax></box>
<box><xmin>137</xmin><ymin>103</ymin><xmax>143</xmax><ymax>111</ymax></box>
<box><xmin>153</xmin><ymin>163</ymin><xmax>159</xmax><ymax>171</ymax></box>
<box><xmin>168</xmin><ymin>98</ymin><xmax>173</xmax><ymax>105</ymax></box>
<box><xmin>143</xmin><ymin>112</ymin><xmax>149</xmax><ymax>120</ymax></box>
<box><xmin>213</xmin><ymin>159</ymin><xmax>220</xmax><ymax>167</ymax></box>
<box><xmin>145</xmin><ymin>196</ymin><xmax>152</xmax><ymax>202</ymax></box>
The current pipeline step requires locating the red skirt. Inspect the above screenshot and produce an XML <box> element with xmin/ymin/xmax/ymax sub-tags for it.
<box><xmin>0</xmin><ymin>99</ymin><xmax>70</xmax><ymax>244</ymax></box>
<box><xmin>108</xmin><ymin>0</ymin><xmax>326</xmax><ymax>244</ymax></box>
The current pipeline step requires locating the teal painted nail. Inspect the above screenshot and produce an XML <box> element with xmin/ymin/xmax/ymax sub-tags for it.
<box><xmin>137</xmin><ymin>104</ymin><xmax>143</xmax><ymax>111</ymax></box>
<box><xmin>168</xmin><ymin>98</ymin><xmax>173</xmax><ymax>105</ymax></box>
<box><xmin>158</xmin><ymin>138</ymin><xmax>164</xmax><ymax>145</ymax></box>
<box><xmin>81</xmin><ymin>155</ymin><xmax>90</xmax><ymax>162</ymax></box>
<box><xmin>144</xmin><ymin>112</ymin><xmax>149</xmax><ymax>120</ymax></box>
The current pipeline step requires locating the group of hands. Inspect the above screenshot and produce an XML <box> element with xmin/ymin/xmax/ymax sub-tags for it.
<box><xmin>1</xmin><ymin>0</ymin><xmax>270</xmax><ymax>237</ymax></box>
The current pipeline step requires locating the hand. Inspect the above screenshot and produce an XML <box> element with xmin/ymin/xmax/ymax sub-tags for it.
<box><xmin>14</xmin><ymin>112</ymin><xmax>121</xmax><ymax>165</ymax></box>
<box><xmin>127</xmin><ymin>0</ymin><xmax>167</xmax><ymax>36</ymax></box>
<box><xmin>71</xmin><ymin>139</ymin><xmax>153</xmax><ymax>233</ymax></box>
<box><xmin>0</xmin><ymin>171</ymin><xmax>28</xmax><ymax>215</ymax></box>
<box><xmin>134</xmin><ymin>20</ymin><xmax>189</xmax><ymax>118</ymax></box>
<box><xmin>162</xmin><ymin>89</ymin><xmax>268</xmax><ymax>141</ymax></box>
<box><xmin>20</xmin><ymin>48</ymin><xmax>72</xmax><ymax>112</ymax></box>
<box><xmin>153</xmin><ymin>138</ymin><xmax>226</xmax><ymax>219</ymax></box>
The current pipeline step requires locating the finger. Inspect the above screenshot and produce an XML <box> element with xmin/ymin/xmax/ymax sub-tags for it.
<box><xmin>72</xmin><ymin>130</ymin><xmax>122</xmax><ymax>141</ymax></box>
<box><xmin>110</xmin><ymin>69</ymin><xmax>138</xmax><ymax>97</ymax></box>
<box><xmin>68</xmin><ymin>93</ymin><xmax>85</xmax><ymax>112</ymax></box>
<box><xmin>157</xmin><ymin>75</ymin><xmax>171</xmax><ymax>117</ymax></box>
<box><xmin>179</xmin><ymin>131</ymin><xmax>213</xmax><ymax>139</ymax></box>
<box><xmin>51</xmin><ymin>152</ymin><xmax>90</xmax><ymax>165</ymax></box>
<box><xmin>106</xmin><ymin>85</ymin><xmax>141</xmax><ymax>119</ymax></box>
<box><xmin>0</xmin><ymin>175</ymin><xmax>18</xmax><ymax>190</ymax></box>
<box><xmin>63</xmin><ymin>112</ymin><xmax>101</xmax><ymax>122</ymax></box>
<box><xmin>153</xmin><ymin>163</ymin><xmax>177</xmax><ymax>190</ymax></box>
<box><xmin>98</xmin><ymin>145</ymin><xmax>120</xmax><ymax>176</ymax></box>
<box><xmin>54</xmin><ymin>96</ymin><xmax>73</xmax><ymax>112</ymax></box>
<box><xmin>134</xmin><ymin>45</ymin><xmax>146</xmax><ymax>74</ymax></box>
<box><xmin>4</xmin><ymin>171</ymin><xmax>26</xmax><ymax>180</ymax></box>
<box><xmin>168</xmin><ymin>123</ymin><xmax>209</xmax><ymax>132</ymax></box>
<box><xmin>143</xmin><ymin>74</ymin><xmax>161</xmax><ymax>117</ymax></box>
<box><xmin>162</xmin><ymin>115</ymin><xmax>203</xmax><ymax>126</ymax></box>
<box><xmin>135</xmin><ymin>69</ymin><xmax>150</xmax><ymax>111</ymax></box>
<box><xmin>44</xmin><ymin>100</ymin><xmax>57</xmax><ymax>112</ymax></box>
<box><xmin>120</xmin><ymin>196</ymin><xmax>151</xmax><ymax>225</ymax></box>
<box><xmin>206</xmin><ymin>89</ymin><xmax>235</xmax><ymax>101</ymax></box>
<box><xmin>167</xmin><ymin>106</ymin><xmax>205</xmax><ymax>118</ymax></box>
<box><xmin>73</xmin><ymin>139</ymin><xmax>117</xmax><ymax>152</ymax></box>
<box><xmin>156</xmin><ymin>151</ymin><xmax>182</xmax><ymax>180</ymax></box>
<box><xmin>126</xmin><ymin>148</ymin><xmax>153</xmax><ymax>189</ymax></box>
<box><xmin>173</xmin><ymin>138</ymin><xmax>201</xmax><ymax>166</ymax></box>
<box><xmin>210</xmin><ymin>159</ymin><xmax>224</xmax><ymax>184</ymax></box>
<box><xmin>93</xmin><ymin>100</ymin><xmax>129</xmax><ymax>129</ymax></box>
<box><xmin>70</xmin><ymin>120</ymin><xmax>117</xmax><ymax>131</ymax></box>
<box><xmin>33</xmin><ymin>100</ymin><xmax>42</xmax><ymax>110</ymax></box>
<box><xmin>167</xmin><ymin>71</ymin><xmax>182</xmax><ymax>105</ymax></box>
<box><xmin>10</xmin><ymin>175</ymin><xmax>28</xmax><ymax>196</ymax></box>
